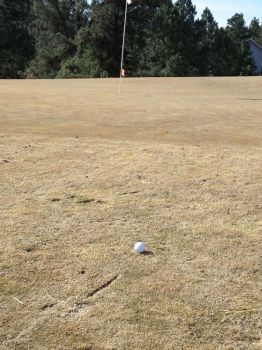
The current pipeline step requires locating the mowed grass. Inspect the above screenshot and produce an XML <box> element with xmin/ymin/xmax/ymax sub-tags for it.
<box><xmin>0</xmin><ymin>77</ymin><xmax>262</xmax><ymax>350</ymax></box>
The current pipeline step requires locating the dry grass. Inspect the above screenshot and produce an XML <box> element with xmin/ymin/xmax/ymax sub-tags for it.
<box><xmin>0</xmin><ymin>77</ymin><xmax>262</xmax><ymax>350</ymax></box>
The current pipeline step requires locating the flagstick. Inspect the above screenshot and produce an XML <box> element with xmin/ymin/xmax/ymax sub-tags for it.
<box><xmin>119</xmin><ymin>0</ymin><xmax>128</xmax><ymax>95</ymax></box>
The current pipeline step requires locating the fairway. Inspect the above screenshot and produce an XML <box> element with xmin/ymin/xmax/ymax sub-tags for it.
<box><xmin>1</xmin><ymin>78</ymin><xmax>262</xmax><ymax>349</ymax></box>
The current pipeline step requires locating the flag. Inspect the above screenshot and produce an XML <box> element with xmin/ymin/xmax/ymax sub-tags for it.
<box><xmin>121</xmin><ymin>68</ymin><xmax>125</xmax><ymax>77</ymax></box>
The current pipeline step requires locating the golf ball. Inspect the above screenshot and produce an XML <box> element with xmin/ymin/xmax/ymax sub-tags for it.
<box><xmin>134</xmin><ymin>241</ymin><xmax>145</xmax><ymax>253</ymax></box>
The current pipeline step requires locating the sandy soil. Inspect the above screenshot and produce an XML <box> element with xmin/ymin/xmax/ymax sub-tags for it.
<box><xmin>0</xmin><ymin>78</ymin><xmax>262</xmax><ymax>350</ymax></box>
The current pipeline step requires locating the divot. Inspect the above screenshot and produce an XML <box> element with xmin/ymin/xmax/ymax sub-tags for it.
<box><xmin>86</xmin><ymin>274</ymin><xmax>120</xmax><ymax>299</ymax></box>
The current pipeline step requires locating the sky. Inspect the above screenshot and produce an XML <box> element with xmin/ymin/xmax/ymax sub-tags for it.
<box><xmin>193</xmin><ymin>0</ymin><xmax>261</xmax><ymax>27</ymax></box>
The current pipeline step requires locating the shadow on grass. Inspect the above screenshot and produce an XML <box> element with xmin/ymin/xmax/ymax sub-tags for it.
<box><xmin>140</xmin><ymin>250</ymin><xmax>154</xmax><ymax>256</ymax></box>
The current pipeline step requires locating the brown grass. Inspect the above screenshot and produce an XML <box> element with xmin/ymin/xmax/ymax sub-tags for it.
<box><xmin>0</xmin><ymin>77</ymin><xmax>262</xmax><ymax>350</ymax></box>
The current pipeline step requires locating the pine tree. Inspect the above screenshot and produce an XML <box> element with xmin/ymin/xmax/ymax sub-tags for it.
<box><xmin>137</xmin><ymin>1</ymin><xmax>176</xmax><ymax>76</ymax></box>
<box><xmin>82</xmin><ymin>0</ymin><xmax>126</xmax><ymax>77</ymax></box>
<box><xmin>195</xmin><ymin>7</ymin><xmax>219</xmax><ymax>75</ymax></box>
<box><xmin>28</xmin><ymin>0</ymin><xmax>89</xmax><ymax>78</ymax></box>
<box><xmin>225</xmin><ymin>13</ymin><xmax>254</xmax><ymax>75</ymax></box>
<box><xmin>249</xmin><ymin>18</ymin><xmax>262</xmax><ymax>45</ymax></box>
<box><xmin>0</xmin><ymin>0</ymin><xmax>34</xmax><ymax>78</ymax></box>
<box><xmin>78</xmin><ymin>0</ymin><xmax>173</xmax><ymax>78</ymax></box>
<box><xmin>125</xmin><ymin>0</ymin><xmax>172</xmax><ymax>75</ymax></box>
<box><xmin>171</xmin><ymin>0</ymin><xmax>198</xmax><ymax>75</ymax></box>
<box><xmin>138</xmin><ymin>0</ymin><xmax>198</xmax><ymax>76</ymax></box>
<box><xmin>1</xmin><ymin>0</ymin><xmax>258</xmax><ymax>78</ymax></box>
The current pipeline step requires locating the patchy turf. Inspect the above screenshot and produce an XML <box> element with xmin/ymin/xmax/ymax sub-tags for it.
<box><xmin>0</xmin><ymin>78</ymin><xmax>262</xmax><ymax>350</ymax></box>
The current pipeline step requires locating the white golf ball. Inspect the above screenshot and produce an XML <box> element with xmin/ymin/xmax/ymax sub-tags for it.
<box><xmin>134</xmin><ymin>241</ymin><xmax>145</xmax><ymax>253</ymax></box>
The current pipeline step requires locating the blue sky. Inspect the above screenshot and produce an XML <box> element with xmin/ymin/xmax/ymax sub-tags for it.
<box><xmin>194</xmin><ymin>0</ymin><xmax>261</xmax><ymax>27</ymax></box>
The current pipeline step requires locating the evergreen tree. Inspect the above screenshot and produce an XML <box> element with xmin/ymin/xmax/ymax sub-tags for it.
<box><xmin>82</xmin><ymin>0</ymin><xmax>167</xmax><ymax>77</ymax></box>
<box><xmin>211</xmin><ymin>27</ymin><xmax>234</xmax><ymax>76</ymax></box>
<box><xmin>0</xmin><ymin>0</ymin><xmax>259</xmax><ymax>78</ymax></box>
<box><xmin>81</xmin><ymin>0</ymin><xmax>126</xmax><ymax>77</ymax></box>
<box><xmin>138</xmin><ymin>0</ymin><xmax>198</xmax><ymax>76</ymax></box>
<box><xmin>249</xmin><ymin>17</ymin><xmax>262</xmax><ymax>45</ymax></box>
<box><xmin>125</xmin><ymin>0</ymin><xmax>172</xmax><ymax>76</ymax></box>
<box><xmin>28</xmin><ymin>0</ymin><xmax>89</xmax><ymax>78</ymax></box>
<box><xmin>172</xmin><ymin>0</ymin><xmax>198</xmax><ymax>75</ymax></box>
<box><xmin>137</xmin><ymin>1</ymin><xmax>176</xmax><ymax>76</ymax></box>
<box><xmin>0</xmin><ymin>0</ymin><xmax>34</xmax><ymax>78</ymax></box>
<box><xmin>195</xmin><ymin>7</ymin><xmax>219</xmax><ymax>75</ymax></box>
<box><xmin>225</xmin><ymin>13</ymin><xmax>254</xmax><ymax>75</ymax></box>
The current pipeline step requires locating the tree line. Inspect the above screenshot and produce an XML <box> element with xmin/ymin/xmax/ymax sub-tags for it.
<box><xmin>1</xmin><ymin>0</ymin><xmax>262</xmax><ymax>79</ymax></box>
